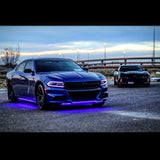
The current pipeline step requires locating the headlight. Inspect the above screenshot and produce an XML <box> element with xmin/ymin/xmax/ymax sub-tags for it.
<box><xmin>101</xmin><ymin>79</ymin><xmax>107</xmax><ymax>86</ymax></box>
<box><xmin>47</xmin><ymin>81</ymin><xmax>64</xmax><ymax>88</ymax></box>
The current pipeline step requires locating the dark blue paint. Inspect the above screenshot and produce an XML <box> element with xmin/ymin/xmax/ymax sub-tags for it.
<box><xmin>6</xmin><ymin>58</ymin><xmax>108</xmax><ymax>108</ymax></box>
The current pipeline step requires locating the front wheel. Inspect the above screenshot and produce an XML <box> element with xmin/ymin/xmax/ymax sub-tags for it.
<box><xmin>36</xmin><ymin>84</ymin><xmax>48</xmax><ymax>110</ymax></box>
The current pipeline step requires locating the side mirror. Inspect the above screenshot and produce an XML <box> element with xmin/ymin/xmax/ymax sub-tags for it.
<box><xmin>144</xmin><ymin>68</ymin><xmax>148</xmax><ymax>71</ymax></box>
<box><xmin>115</xmin><ymin>68</ymin><xmax>118</xmax><ymax>71</ymax></box>
<box><xmin>83</xmin><ymin>67</ymin><xmax>88</xmax><ymax>72</ymax></box>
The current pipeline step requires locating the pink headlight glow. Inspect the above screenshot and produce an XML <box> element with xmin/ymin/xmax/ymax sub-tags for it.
<box><xmin>101</xmin><ymin>79</ymin><xmax>107</xmax><ymax>86</ymax></box>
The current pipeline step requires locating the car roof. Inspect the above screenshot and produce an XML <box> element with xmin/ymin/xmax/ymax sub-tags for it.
<box><xmin>22</xmin><ymin>57</ymin><xmax>73</xmax><ymax>62</ymax></box>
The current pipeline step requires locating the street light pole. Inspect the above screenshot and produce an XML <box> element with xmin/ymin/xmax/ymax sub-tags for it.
<box><xmin>104</xmin><ymin>43</ymin><xmax>107</xmax><ymax>60</ymax></box>
<box><xmin>123</xmin><ymin>50</ymin><xmax>126</xmax><ymax>65</ymax></box>
<box><xmin>123</xmin><ymin>50</ymin><xmax>126</xmax><ymax>58</ymax></box>
<box><xmin>88</xmin><ymin>51</ymin><xmax>89</xmax><ymax>61</ymax></box>
<box><xmin>152</xmin><ymin>26</ymin><xmax>155</xmax><ymax>67</ymax></box>
<box><xmin>77</xmin><ymin>49</ymin><xmax>79</xmax><ymax>61</ymax></box>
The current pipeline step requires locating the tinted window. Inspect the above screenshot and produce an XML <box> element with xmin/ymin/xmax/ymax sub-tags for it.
<box><xmin>120</xmin><ymin>66</ymin><xmax>143</xmax><ymax>71</ymax></box>
<box><xmin>35</xmin><ymin>60</ymin><xmax>83</xmax><ymax>72</ymax></box>
<box><xmin>25</xmin><ymin>60</ymin><xmax>34</xmax><ymax>71</ymax></box>
<box><xmin>16</xmin><ymin>61</ymin><xmax>26</xmax><ymax>72</ymax></box>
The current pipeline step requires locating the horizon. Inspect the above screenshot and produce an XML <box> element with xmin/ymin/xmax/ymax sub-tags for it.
<box><xmin>0</xmin><ymin>26</ymin><xmax>160</xmax><ymax>64</ymax></box>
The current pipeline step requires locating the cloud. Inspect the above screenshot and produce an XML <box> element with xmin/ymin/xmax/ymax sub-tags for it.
<box><xmin>2</xmin><ymin>40</ymin><xmax>160</xmax><ymax>61</ymax></box>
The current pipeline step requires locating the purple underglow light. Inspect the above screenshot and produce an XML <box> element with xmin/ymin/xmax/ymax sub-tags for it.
<box><xmin>61</xmin><ymin>100</ymin><xmax>103</xmax><ymax>106</ymax></box>
<box><xmin>19</xmin><ymin>97</ymin><xmax>37</xmax><ymax>103</ymax></box>
<box><xmin>7</xmin><ymin>102</ymin><xmax>39</xmax><ymax>110</ymax></box>
<box><xmin>55</xmin><ymin>106</ymin><xmax>118</xmax><ymax>114</ymax></box>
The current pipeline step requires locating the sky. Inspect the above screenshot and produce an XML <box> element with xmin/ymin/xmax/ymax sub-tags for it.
<box><xmin>0</xmin><ymin>26</ymin><xmax>160</xmax><ymax>64</ymax></box>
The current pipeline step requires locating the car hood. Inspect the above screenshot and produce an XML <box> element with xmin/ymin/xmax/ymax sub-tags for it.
<box><xmin>121</xmin><ymin>71</ymin><xmax>149</xmax><ymax>75</ymax></box>
<box><xmin>38</xmin><ymin>71</ymin><xmax>103</xmax><ymax>82</ymax></box>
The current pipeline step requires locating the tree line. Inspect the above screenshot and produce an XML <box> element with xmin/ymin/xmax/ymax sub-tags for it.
<box><xmin>0</xmin><ymin>45</ymin><xmax>20</xmax><ymax>67</ymax></box>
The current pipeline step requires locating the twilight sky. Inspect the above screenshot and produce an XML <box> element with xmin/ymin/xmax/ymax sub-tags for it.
<box><xmin>0</xmin><ymin>26</ymin><xmax>160</xmax><ymax>63</ymax></box>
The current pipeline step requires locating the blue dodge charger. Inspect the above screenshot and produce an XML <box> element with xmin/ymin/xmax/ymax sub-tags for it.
<box><xmin>6</xmin><ymin>58</ymin><xmax>108</xmax><ymax>109</ymax></box>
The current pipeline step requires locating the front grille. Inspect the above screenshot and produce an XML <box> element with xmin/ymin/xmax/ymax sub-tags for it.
<box><xmin>64</xmin><ymin>81</ymin><xmax>101</xmax><ymax>90</ymax></box>
<box><xmin>68</xmin><ymin>90</ymin><xmax>100</xmax><ymax>101</ymax></box>
<box><xmin>125</xmin><ymin>74</ymin><xmax>148</xmax><ymax>78</ymax></box>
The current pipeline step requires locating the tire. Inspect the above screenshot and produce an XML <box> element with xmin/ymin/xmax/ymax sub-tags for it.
<box><xmin>145</xmin><ymin>83</ymin><xmax>150</xmax><ymax>87</ymax></box>
<box><xmin>114</xmin><ymin>78</ymin><xmax>117</xmax><ymax>85</ymax></box>
<box><xmin>7</xmin><ymin>85</ymin><xmax>19</xmax><ymax>102</ymax></box>
<box><xmin>36</xmin><ymin>84</ymin><xmax>48</xmax><ymax>110</ymax></box>
<box><xmin>117</xmin><ymin>81</ymin><xmax>121</xmax><ymax>87</ymax></box>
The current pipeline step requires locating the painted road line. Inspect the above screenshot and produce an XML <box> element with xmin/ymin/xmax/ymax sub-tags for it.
<box><xmin>108</xmin><ymin>110</ymin><xmax>160</xmax><ymax>120</ymax></box>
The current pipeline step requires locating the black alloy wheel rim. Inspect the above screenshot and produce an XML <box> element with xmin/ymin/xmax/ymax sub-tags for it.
<box><xmin>36</xmin><ymin>85</ymin><xmax>45</xmax><ymax>108</ymax></box>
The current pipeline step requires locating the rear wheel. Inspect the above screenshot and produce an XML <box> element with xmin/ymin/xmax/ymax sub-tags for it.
<box><xmin>117</xmin><ymin>81</ymin><xmax>121</xmax><ymax>87</ymax></box>
<box><xmin>36</xmin><ymin>84</ymin><xmax>48</xmax><ymax>110</ymax></box>
<box><xmin>114</xmin><ymin>78</ymin><xmax>117</xmax><ymax>85</ymax></box>
<box><xmin>7</xmin><ymin>85</ymin><xmax>19</xmax><ymax>102</ymax></box>
<box><xmin>145</xmin><ymin>83</ymin><xmax>150</xmax><ymax>87</ymax></box>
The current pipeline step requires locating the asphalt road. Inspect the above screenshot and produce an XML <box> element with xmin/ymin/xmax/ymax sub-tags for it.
<box><xmin>0</xmin><ymin>82</ymin><xmax>160</xmax><ymax>132</ymax></box>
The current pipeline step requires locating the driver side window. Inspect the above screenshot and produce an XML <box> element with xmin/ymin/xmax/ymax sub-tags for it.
<box><xmin>24</xmin><ymin>60</ymin><xmax>34</xmax><ymax>72</ymax></box>
<box><xmin>16</xmin><ymin>61</ymin><xmax>26</xmax><ymax>72</ymax></box>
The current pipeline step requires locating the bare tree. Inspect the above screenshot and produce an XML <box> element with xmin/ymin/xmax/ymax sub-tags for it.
<box><xmin>1</xmin><ymin>44</ymin><xmax>20</xmax><ymax>66</ymax></box>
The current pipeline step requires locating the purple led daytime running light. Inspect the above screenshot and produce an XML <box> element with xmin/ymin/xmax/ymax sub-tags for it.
<box><xmin>49</xmin><ymin>85</ymin><xmax>64</xmax><ymax>88</ymax></box>
<box><xmin>48</xmin><ymin>81</ymin><xmax>64</xmax><ymax>83</ymax></box>
<box><xmin>47</xmin><ymin>81</ymin><xmax>64</xmax><ymax>88</ymax></box>
<box><xmin>101</xmin><ymin>79</ymin><xmax>107</xmax><ymax>86</ymax></box>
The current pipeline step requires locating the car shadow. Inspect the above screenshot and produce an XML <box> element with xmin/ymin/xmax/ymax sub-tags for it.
<box><xmin>117</xmin><ymin>84</ymin><xmax>150</xmax><ymax>88</ymax></box>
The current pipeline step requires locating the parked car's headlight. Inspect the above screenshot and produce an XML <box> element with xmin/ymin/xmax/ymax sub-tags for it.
<box><xmin>101</xmin><ymin>79</ymin><xmax>107</xmax><ymax>86</ymax></box>
<box><xmin>47</xmin><ymin>81</ymin><xmax>64</xmax><ymax>88</ymax></box>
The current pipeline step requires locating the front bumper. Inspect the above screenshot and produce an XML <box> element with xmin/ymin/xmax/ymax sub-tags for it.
<box><xmin>118</xmin><ymin>77</ymin><xmax>150</xmax><ymax>85</ymax></box>
<box><xmin>45</xmin><ymin>86</ymin><xmax>108</xmax><ymax>105</ymax></box>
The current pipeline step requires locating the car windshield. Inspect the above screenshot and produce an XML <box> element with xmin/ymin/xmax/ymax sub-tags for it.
<box><xmin>120</xmin><ymin>66</ymin><xmax>143</xmax><ymax>72</ymax></box>
<box><xmin>35</xmin><ymin>59</ymin><xmax>83</xmax><ymax>72</ymax></box>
